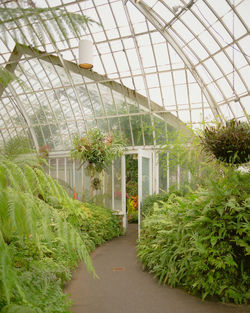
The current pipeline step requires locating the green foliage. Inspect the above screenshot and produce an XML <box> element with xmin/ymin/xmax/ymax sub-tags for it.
<box><xmin>62</xmin><ymin>201</ymin><xmax>121</xmax><ymax>250</ymax></box>
<box><xmin>158</xmin><ymin>124</ymin><xmax>230</xmax><ymax>192</ymax></box>
<box><xmin>0</xmin><ymin>136</ymin><xmax>48</xmax><ymax>170</ymax></box>
<box><xmin>200</xmin><ymin>119</ymin><xmax>250</xmax><ymax>164</ymax></box>
<box><xmin>71</xmin><ymin>129</ymin><xmax>124</xmax><ymax>177</ymax></box>
<box><xmin>0</xmin><ymin>136</ymin><xmax>33</xmax><ymax>160</ymax></box>
<box><xmin>0</xmin><ymin>305</ymin><xmax>37</xmax><ymax>313</ymax></box>
<box><xmin>138</xmin><ymin>169</ymin><xmax>250</xmax><ymax>304</ymax></box>
<box><xmin>0</xmin><ymin>155</ymin><xmax>121</xmax><ymax>312</ymax></box>
<box><xmin>141</xmin><ymin>190</ymin><xmax>186</xmax><ymax>217</ymax></box>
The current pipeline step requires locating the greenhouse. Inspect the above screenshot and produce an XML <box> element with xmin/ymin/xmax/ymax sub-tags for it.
<box><xmin>0</xmin><ymin>0</ymin><xmax>249</xmax><ymax>312</ymax></box>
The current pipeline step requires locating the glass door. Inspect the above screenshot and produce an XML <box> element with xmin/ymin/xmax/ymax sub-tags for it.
<box><xmin>138</xmin><ymin>150</ymin><xmax>153</xmax><ymax>237</ymax></box>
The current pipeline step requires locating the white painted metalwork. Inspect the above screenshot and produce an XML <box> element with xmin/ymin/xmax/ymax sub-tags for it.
<box><xmin>0</xmin><ymin>0</ymin><xmax>249</xmax><ymax>149</ymax></box>
<box><xmin>111</xmin><ymin>160</ymin><xmax>115</xmax><ymax>211</ymax></box>
<box><xmin>121</xmin><ymin>155</ymin><xmax>127</xmax><ymax>230</ymax></box>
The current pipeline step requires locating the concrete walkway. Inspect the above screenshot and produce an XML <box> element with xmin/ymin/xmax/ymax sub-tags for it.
<box><xmin>64</xmin><ymin>224</ymin><xmax>248</xmax><ymax>313</ymax></box>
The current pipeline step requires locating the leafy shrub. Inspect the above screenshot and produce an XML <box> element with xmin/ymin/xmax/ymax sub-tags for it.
<box><xmin>142</xmin><ymin>189</ymin><xmax>186</xmax><ymax>217</ymax></box>
<box><xmin>0</xmin><ymin>156</ymin><xmax>121</xmax><ymax>312</ymax></box>
<box><xmin>200</xmin><ymin>119</ymin><xmax>250</xmax><ymax>164</ymax></box>
<box><xmin>66</xmin><ymin>201</ymin><xmax>121</xmax><ymax>249</ymax></box>
<box><xmin>138</xmin><ymin>169</ymin><xmax>250</xmax><ymax>304</ymax></box>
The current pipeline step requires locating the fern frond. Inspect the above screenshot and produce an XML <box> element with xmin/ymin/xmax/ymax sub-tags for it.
<box><xmin>0</xmin><ymin>231</ymin><xmax>25</xmax><ymax>305</ymax></box>
<box><xmin>22</xmin><ymin>164</ymin><xmax>43</xmax><ymax>197</ymax></box>
<box><xmin>0</xmin><ymin>7</ymin><xmax>96</xmax><ymax>48</ymax></box>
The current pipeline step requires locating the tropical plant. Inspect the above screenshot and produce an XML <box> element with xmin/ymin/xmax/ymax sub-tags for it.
<box><xmin>127</xmin><ymin>195</ymin><xmax>138</xmax><ymax>223</ymax></box>
<box><xmin>138</xmin><ymin>168</ymin><xmax>250</xmax><ymax>304</ymax></box>
<box><xmin>200</xmin><ymin>119</ymin><xmax>250</xmax><ymax>165</ymax></box>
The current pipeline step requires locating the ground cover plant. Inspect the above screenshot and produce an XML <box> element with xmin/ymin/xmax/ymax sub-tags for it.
<box><xmin>0</xmin><ymin>155</ymin><xmax>121</xmax><ymax>313</ymax></box>
<box><xmin>138</xmin><ymin>167</ymin><xmax>250</xmax><ymax>304</ymax></box>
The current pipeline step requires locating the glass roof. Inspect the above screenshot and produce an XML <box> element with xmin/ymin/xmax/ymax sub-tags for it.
<box><xmin>0</xmin><ymin>0</ymin><xmax>249</xmax><ymax>151</ymax></box>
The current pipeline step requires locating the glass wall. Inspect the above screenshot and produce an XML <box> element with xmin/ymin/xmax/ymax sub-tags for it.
<box><xmin>114</xmin><ymin>158</ymin><xmax>122</xmax><ymax>212</ymax></box>
<box><xmin>48</xmin><ymin>149</ymin><xmax>193</xmax><ymax>214</ymax></box>
<box><xmin>48</xmin><ymin>155</ymin><xmax>122</xmax><ymax>213</ymax></box>
<box><xmin>159</xmin><ymin>150</ymin><xmax>191</xmax><ymax>193</ymax></box>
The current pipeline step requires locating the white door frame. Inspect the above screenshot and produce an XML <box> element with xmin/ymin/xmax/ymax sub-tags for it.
<box><xmin>121</xmin><ymin>149</ymin><xmax>158</xmax><ymax>235</ymax></box>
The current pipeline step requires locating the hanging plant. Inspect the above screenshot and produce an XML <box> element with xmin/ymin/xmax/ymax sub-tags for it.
<box><xmin>200</xmin><ymin>119</ymin><xmax>250</xmax><ymax>164</ymax></box>
<box><xmin>71</xmin><ymin>128</ymin><xmax>124</xmax><ymax>178</ymax></box>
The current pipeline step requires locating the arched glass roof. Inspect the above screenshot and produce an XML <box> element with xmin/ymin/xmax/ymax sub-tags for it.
<box><xmin>0</xmin><ymin>0</ymin><xmax>249</xmax><ymax>151</ymax></box>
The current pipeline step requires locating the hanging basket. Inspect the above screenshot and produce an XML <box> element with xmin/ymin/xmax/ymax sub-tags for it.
<box><xmin>71</xmin><ymin>129</ymin><xmax>124</xmax><ymax>187</ymax></box>
<box><xmin>200</xmin><ymin>119</ymin><xmax>250</xmax><ymax>164</ymax></box>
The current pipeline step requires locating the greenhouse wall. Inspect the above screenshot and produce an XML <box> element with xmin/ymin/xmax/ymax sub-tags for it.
<box><xmin>47</xmin><ymin>150</ymin><xmax>191</xmax><ymax>210</ymax></box>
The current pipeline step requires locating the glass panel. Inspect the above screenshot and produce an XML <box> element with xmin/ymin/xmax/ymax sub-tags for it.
<box><xmin>159</xmin><ymin>152</ymin><xmax>168</xmax><ymax>193</ymax></box>
<box><xmin>114</xmin><ymin>158</ymin><xmax>122</xmax><ymax>212</ymax></box>
<box><xmin>66</xmin><ymin>159</ymin><xmax>73</xmax><ymax>191</ymax></box>
<box><xmin>142</xmin><ymin>114</ymin><xmax>154</xmax><ymax>145</ymax></box>
<box><xmin>103</xmin><ymin>165</ymin><xmax>112</xmax><ymax>209</ymax></box>
<box><xmin>131</xmin><ymin>115</ymin><xmax>143</xmax><ymax>146</ymax></box>
<box><xmin>81</xmin><ymin>165</ymin><xmax>91</xmax><ymax>202</ymax></box>
<box><xmin>49</xmin><ymin>159</ymin><xmax>56</xmax><ymax>180</ymax></box>
<box><xmin>142</xmin><ymin>157</ymin><xmax>150</xmax><ymax>200</ymax></box>
<box><xmin>180</xmin><ymin>165</ymin><xmax>189</xmax><ymax>187</ymax></box>
<box><xmin>58</xmin><ymin>158</ymin><xmax>65</xmax><ymax>183</ymax></box>
<box><xmin>119</xmin><ymin>116</ymin><xmax>132</xmax><ymax>146</ymax></box>
<box><xmin>75</xmin><ymin>160</ymin><xmax>82</xmax><ymax>201</ymax></box>
<box><xmin>169</xmin><ymin>152</ymin><xmax>177</xmax><ymax>189</ymax></box>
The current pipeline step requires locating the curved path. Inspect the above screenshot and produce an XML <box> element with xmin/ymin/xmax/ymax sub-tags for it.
<box><xmin>64</xmin><ymin>224</ymin><xmax>248</xmax><ymax>313</ymax></box>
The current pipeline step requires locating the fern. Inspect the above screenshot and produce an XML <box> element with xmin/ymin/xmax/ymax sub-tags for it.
<box><xmin>0</xmin><ymin>154</ymin><xmax>121</xmax><ymax>311</ymax></box>
<box><xmin>22</xmin><ymin>164</ymin><xmax>43</xmax><ymax>197</ymax></box>
<box><xmin>0</xmin><ymin>232</ymin><xmax>25</xmax><ymax>305</ymax></box>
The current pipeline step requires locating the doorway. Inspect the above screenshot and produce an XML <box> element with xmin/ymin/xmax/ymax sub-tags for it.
<box><xmin>122</xmin><ymin>149</ymin><xmax>155</xmax><ymax>237</ymax></box>
<box><xmin>125</xmin><ymin>154</ymin><xmax>138</xmax><ymax>224</ymax></box>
